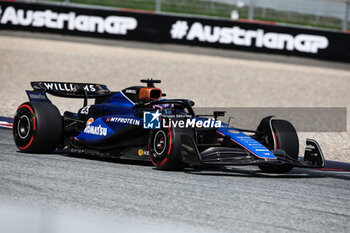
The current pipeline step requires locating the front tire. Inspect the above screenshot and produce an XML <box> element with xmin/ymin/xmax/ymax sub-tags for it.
<box><xmin>13</xmin><ymin>102</ymin><xmax>62</xmax><ymax>153</ymax></box>
<box><xmin>257</xmin><ymin>117</ymin><xmax>299</xmax><ymax>173</ymax></box>
<box><xmin>149</xmin><ymin>124</ymin><xmax>193</xmax><ymax>171</ymax></box>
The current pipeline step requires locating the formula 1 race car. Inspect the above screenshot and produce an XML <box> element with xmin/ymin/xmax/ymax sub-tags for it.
<box><xmin>13</xmin><ymin>79</ymin><xmax>325</xmax><ymax>173</ymax></box>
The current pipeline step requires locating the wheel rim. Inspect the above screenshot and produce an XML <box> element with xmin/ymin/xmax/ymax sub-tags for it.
<box><xmin>153</xmin><ymin>130</ymin><xmax>167</xmax><ymax>156</ymax></box>
<box><xmin>17</xmin><ymin>115</ymin><xmax>30</xmax><ymax>139</ymax></box>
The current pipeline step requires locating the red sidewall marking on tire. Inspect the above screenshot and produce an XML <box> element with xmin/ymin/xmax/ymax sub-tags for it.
<box><xmin>149</xmin><ymin>127</ymin><xmax>172</xmax><ymax>167</ymax></box>
<box><xmin>148</xmin><ymin>130</ymin><xmax>158</xmax><ymax>166</ymax></box>
<box><xmin>18</xmin><ymin>104</ymin><xmax>33</xmax><ymax>114</ymax></box>
<box><xmin>159</xmin><ymin>158</ymin><xmax>168</xmax><ymax>167</ymax></box>
<box><xmin>167</xmin><ymin>126</ymin><xmax>172</xmax><ymax>155</ymax></box>
<box><xmin>18</xmin><ymin>135</ymin><xmax>34</xmax><ymax>150</ymax></box>
<box><xmin>272</xmin><ymin>130</ymin><xmax>278</xmax><ymax>150</ymax></box>
<box><xmin>16</xmin><ymin>104</ymin><xmax>35</xmax><ymax>150</ymax></box>
<box><xmin>32</xmin><ymin>116</ymin><xmax>36</xmax><ymax>131</ymax></box>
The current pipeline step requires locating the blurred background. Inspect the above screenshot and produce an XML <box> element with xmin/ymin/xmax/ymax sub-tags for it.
<box><xmin>1</xmin><ymin>1</ymin><xmax>350</xmax><ymax>232</ymax></box>
<box><xmin>29</xmin><ymin>0</ymin><xmax>350</xmax><ymax>31</ymax></box>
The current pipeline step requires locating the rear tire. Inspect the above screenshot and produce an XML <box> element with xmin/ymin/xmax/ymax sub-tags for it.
<box><xmin>13</xmin><ymin>102</ymin><xmax>62</xmax><ymax>153</ymax></box>
<box><xmin>257</xmin><ymin>117</ymin><xmax>299</xmax><ymax>173</ymax></box>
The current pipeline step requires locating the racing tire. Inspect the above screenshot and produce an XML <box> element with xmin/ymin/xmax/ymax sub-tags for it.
<box><xmin>257</xmin><ymin>117</ymin><xmax>299</xmax><ymax>174</ymax></box>
<box><xmin>148</xmin><ymin>124</ymin><xmax>193</xmax><ymax>171</ymax></box>
<box><xmin>13</xmin><ymin>102</ymin><xmax>62</xmax><ymax>153</ymax></box>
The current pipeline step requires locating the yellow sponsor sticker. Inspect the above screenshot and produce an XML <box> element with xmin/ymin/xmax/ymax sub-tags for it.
<box><xmin>228</xmin><ymin>129</ymin><xmax>240</xmax><ymax>134</ymax></box>
<box><xmin>138</xmin><ymin>149</ymin><xmax>144</xmax><ymax>156</ymax></box>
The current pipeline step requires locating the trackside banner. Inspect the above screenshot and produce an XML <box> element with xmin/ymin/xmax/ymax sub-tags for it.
<box><xmin>1</xmin><ymin>1</ymin><xmax>350</xmax><ymax>62</ymax></box>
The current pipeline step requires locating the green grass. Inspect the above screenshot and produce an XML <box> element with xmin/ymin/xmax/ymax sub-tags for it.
<box><xmin>37</xmin><ymin>0</ymin><xmax>344</xmax><ymax>31</ymax></box>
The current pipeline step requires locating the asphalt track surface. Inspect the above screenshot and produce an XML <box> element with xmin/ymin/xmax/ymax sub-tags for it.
<box><xmin>1</xmin><ymin>128</ymin><xmax>350</xmax><ymax>233</ymax></box>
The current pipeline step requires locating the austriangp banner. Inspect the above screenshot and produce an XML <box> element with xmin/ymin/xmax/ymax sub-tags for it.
<box><xmin>1</xmin><ymin>1</ymin><xmax>350</xmax><ymax>62</ymax></box>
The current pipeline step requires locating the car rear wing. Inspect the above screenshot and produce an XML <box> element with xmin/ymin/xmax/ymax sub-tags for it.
<box><xmin>30</xmin><ymin>81</ymin><xmax>111</xmax><ymax>98</ymax></box>
<box><xmin>27</xmin><ymin>81</ymin><xmax>112</xmax><ymax>107</ymax></box>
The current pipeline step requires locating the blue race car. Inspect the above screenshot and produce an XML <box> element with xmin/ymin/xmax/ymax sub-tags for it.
<box><xmin>13</xmin><ymin>79</ymin><xmax>324</xmax><ymax>173</ymax></box>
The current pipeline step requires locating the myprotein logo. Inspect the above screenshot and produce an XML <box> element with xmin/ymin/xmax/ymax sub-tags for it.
<box><xmin>170</xmin><ymin>21</ymin><xmax>329</xmax><ymax>54</ymax></box>
<box><xmin>109</xmin><ymin>117</ymin><xmax>140</xmax><ymax>126</ymax></box>
<box><xmin>0</xmin><ymin>6</ymin><xmax>137</xmax><ymax>35</ymax></box>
